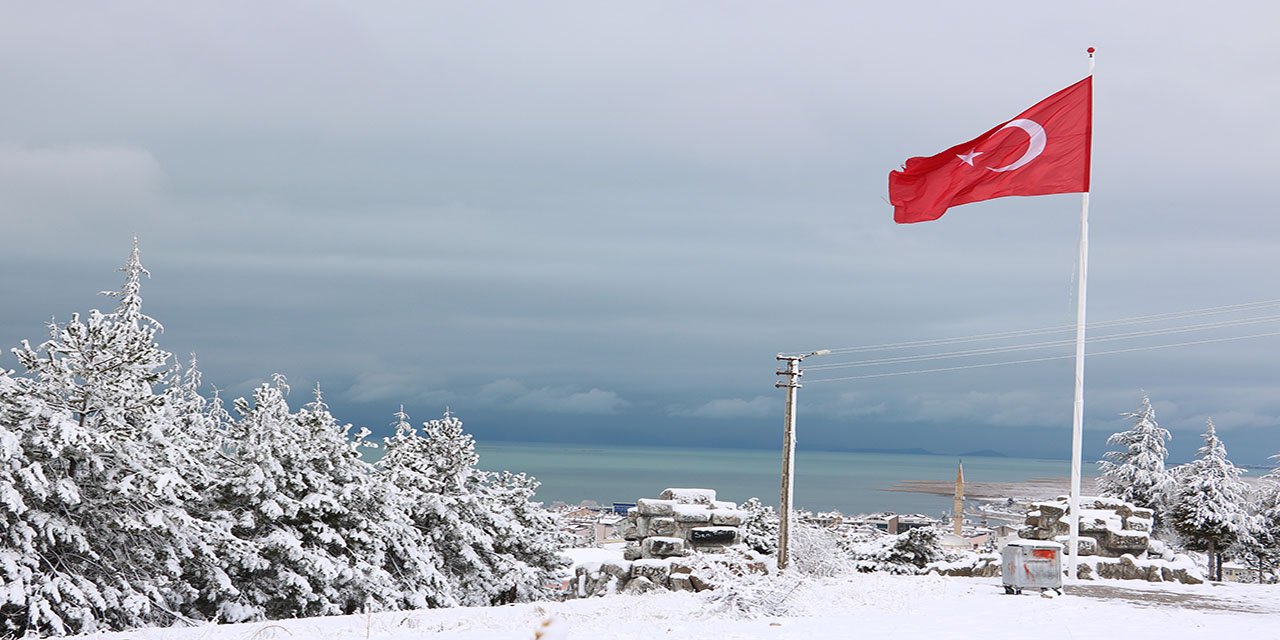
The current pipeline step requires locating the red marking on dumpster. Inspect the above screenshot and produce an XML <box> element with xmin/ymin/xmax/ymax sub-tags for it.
<box><xmin>1032</xmin><ymin>549</ymin><xmax>1057</xmax><ymax>559</ymax></box>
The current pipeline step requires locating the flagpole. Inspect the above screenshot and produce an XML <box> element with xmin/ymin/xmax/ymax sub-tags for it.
<box><xmin>1067</xmin><ymin>47</ymin><xmax>1095</xmax><ymax>581</ymax></box>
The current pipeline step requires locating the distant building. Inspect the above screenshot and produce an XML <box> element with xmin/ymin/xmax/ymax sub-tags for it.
<box><xmin>896</xmin><ymin>514</ymin><xmax>938</xmax><ymax>532</ymax></box>
<box><xmin>557</xmin><ymin>507</ymin><xmax>625</xmax><ymax>547</ymax></box>
<box><xmin>847</xmin><ymin>513</ymin><xmax>900</xmax><ymax>534</ymax></box>
<box><xmin>1221</xmin><ymin>562</ymin><xmax>1260</xmax><ymax>583</ymax></box>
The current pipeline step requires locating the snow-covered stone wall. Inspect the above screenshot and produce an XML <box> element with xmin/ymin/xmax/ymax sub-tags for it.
<box><xmin>573</xmin><ymin>488</ymin><xmax>759</xmax><ymax>598</ymax></box>
<box><xmin>1020</xmin><ymin>496</ymin><xmax>1153</xmax><ymax>558</ymax></box>
<box><xmin>616</xmin><ymin>488</ymin><xmax>747</xmax><ymax>561</ymax></box>
<box><xmin>1018</xmin><ymin>495</ymin><xmax>1204</xmax><ymax>584</ymax></box>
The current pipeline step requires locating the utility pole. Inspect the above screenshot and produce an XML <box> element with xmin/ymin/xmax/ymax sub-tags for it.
<box><xmin>775</xmin><ymin>349</ymin><xmax>828</xmax><ymax>570</ymax></box>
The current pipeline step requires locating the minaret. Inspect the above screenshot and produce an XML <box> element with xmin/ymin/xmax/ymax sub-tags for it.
<box><xmin>953</xmin><ymin>459</ymin><xmax>964</xmax><ymax>536</ymax></box>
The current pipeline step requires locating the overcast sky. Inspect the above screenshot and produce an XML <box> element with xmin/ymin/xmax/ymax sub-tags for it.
<box><xmin>2</xmin><ymin>2</ymin><xmax>1278</xmax><ymax>465</ymax></box>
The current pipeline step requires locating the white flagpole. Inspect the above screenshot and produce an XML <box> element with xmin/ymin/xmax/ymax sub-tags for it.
<box><xmin>1067</xmin><ymin>47</ymin><xmax>1096</xmax><ymax>581</ymax></box>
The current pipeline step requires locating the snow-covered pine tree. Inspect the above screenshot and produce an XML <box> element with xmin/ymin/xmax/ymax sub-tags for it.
<box><xmin>213</xmin><ymin>379</ymin><xmax>397</xmax><ymax>621</ymax></box>
<box><xmin>407</xmin><ymin>410</ymin><xmax>501</xmax><ymax>605</ymax></box>
<box><xmin>158</xmin><ymin>356</ymin><xmax>245</xmax><ymax>618</ymax></box>
<box><xmin>1168</xmin><ymin>419</ymin><xmax>1251</xmax><ymax>581</ymax></box>
<box><xmin>1097</xmin><ymin>394</ymin><xmax>1173</xmax><ymax>524</ymax></box>
<box><xmin>739</xmin><ymin>497</ymin><xmax>779</xmax><ymax>555</ymax></box>
<box><xmin>475</xmin><ymin>470</ymin><xmax>570</xmax><ymax>603</ymax></box>
<box><xmin>4</xmin><ymin>241</ymin><xmax>228</xmax><ymax>634</ymax></box>
<box><xmin>0</xmin><ymin>368</ymin><xmax>105</xmax><ymax>637</ymax></box>
<box><xmin>378</xmin><ymin>410</ymin><xmax>566</xmax><ymax>606</ymax></box>
<box><xmin>372</xmin><ymin>408</ymin><xmax>453</xmax><ymax>609</ymax></box>
<box><xmin>1243</xmin><ymin>455</ymin><xmax>1280</xmax><ymax>582</ymax></box>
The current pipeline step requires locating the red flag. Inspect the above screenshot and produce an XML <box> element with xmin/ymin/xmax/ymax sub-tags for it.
<box><xmin>889</xmin><ymin>77</ymin><xmax>1092</xmax><ymax>224</ymax></box>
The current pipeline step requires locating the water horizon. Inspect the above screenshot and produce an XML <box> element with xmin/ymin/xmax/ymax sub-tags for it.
<box><xmin>474</xmin><ymin>439</ymin><xmax>1091</xmax><ymax>518</ymax></box>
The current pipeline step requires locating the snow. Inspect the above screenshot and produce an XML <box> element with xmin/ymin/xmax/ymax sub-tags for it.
<box><xmin>671</xmin><ymin>504</ymin><xmax>711</xmax><ymax>519</ymax></box>
<box><xmin>71</xmin><ymin>573</ymin><xmax>1279</xmax><ymax>640</ymax></box>
<box><xmin>660</xmin><ymin>488</ymin><xmax>717</xmax><ymax>504</ymax></box>
<box><xmin>560</xmin><ymin>544</ymin><xmax>625</xmax><ymax>569</ymax></box>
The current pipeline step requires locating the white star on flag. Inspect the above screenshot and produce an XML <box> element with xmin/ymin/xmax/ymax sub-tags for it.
<box><xmin>956</xmin><ymin>149</ymin><xmax>983</xmax><ymax>166</ymax></box>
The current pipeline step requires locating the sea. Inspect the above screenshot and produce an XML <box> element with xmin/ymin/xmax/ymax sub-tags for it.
<box><xmin>474</xmin><ymin>441</ymin><xmax>1081</xmax><ymax>518</ymax></box>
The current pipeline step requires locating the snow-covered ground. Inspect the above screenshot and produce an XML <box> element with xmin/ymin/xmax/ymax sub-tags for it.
<box><xmin>78</xmin><ymin>572</ymin><xmax>1275</xmax><ymax>640</ymax></box>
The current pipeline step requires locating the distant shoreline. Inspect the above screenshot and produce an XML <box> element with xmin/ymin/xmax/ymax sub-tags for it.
<box><xmin>883</xmin><ymin>476</ymin><xmax>1101</xmax><ymax>501</ymax></box>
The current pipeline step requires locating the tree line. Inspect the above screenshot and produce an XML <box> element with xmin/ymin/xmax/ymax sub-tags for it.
<box><xmin>1098</xmin><ymin>394</ymin><xmax>1280</xmax><ymax>581</ymax></box>
<box><xmin>0</xmin><ymin>243</ymin><xmax>567</xmax><ymax>636</ymax></box>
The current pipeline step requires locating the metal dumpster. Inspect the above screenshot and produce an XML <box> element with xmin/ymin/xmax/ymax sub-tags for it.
<box><xmin>1000</xmin><ymin>539</ymin><xmax>1063</xmax><ymax>595</ymax></box>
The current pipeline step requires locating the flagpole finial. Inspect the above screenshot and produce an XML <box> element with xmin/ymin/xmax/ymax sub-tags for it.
<box><xmin>1087</xmin><ymin>47</ymin><xmax>1095</xmax><ymax>57</ymax></box>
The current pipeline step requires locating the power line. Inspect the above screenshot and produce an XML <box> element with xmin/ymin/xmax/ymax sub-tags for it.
<box><xmin>810</xmin><ymin>298</ymin><xmax>1280</xmax><ymax>355</ymax></box>
<box><xmin>805</xmin><ymin>313</ymin><xmax>1280</xmax><ymax>372</ymax></box>
<box><xmin>805</xmin><ymin>330</ymin><xmax>1280</xmax><ymax>384</ymax></box>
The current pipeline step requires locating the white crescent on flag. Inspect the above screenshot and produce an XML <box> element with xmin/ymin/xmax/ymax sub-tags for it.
<box><xmin>986</xmin><ymin>119</ymin><xmax>1046</xmax><ymax>173</ymax></box>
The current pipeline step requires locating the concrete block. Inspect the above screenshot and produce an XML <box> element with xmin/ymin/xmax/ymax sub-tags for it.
<box><xmin>637</xmin><ymin>498</ymin><xmax>677</xmax><ymax>517</ymax></box>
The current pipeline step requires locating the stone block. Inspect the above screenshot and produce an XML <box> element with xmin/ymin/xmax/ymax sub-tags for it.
<box><xmin>1106</xmin><ymin>530</ymin><xmax>1149</xmax><ymax>552</ymax></box>
<box><xmin>632</xmin><ymin>559</ymin><xmax>672</xmax><ymax>586</ymax></box>
<box><xmin>616</xmin><ymin>518</ymin><xmax>638</xmax><ymax>540</ymax></box>
<box><xmin>1056</xmin><ymin>535</ymin><xmax>1098</xmax><ymax>556</ymax></box>
<box><xmin>635</xmin><ymin>516</ymin><xmax>651</xmax><ymax>538</ymax></box>
<box><xmin>601</xmin><ymin>560</ymin><xmax>632</xmax><ymax>580</ymax></box>
<box><xmin>670</xmin><ymin>558</ymin><xmax>698</xmax><ymax>575</ymax></box>
<box><xmin>591</xmin><ymin>575</ymin><xmax>621</xmax><ymax>597</ymax></box>
<box><xmin>689</xmin><ymin>526</ymin><xmax>739</xmax><ymax>547</ymax></box>
<box><xmin>650</xmin><ymin>516</ymin><xmax>677</xmax><ymax>536</ymax></box>
<box><xmin>623</xmin><ymin>541</ymin><xmax>642</xmax><ymax>561</ymax></box>
<box><xmin>1019</xmin><ymin>526</ymin><xmax>1051</xmax><ymax>540</ymax></box>
<box><xmin>642</xmin><ymin>536</ymin><xmax>686</xmax><ymax>558</ymax></box>
<box><xmin>636</xmin><ymin>498</ymin><xmax>677</xmax><ymax>517</ymax></box>
<box><xmin>622</xmin><ymin>576</ymin><xmax>660</xmax><ymax>595</ymax></box>
<box><xmin>1036</xmin><ymin>515</ymin><xmax>1063</xmax><ymax>529</ymax></box>
<box><xmin>1131</xmin><ymin>507</ymin><xmax>1154</xmax><ymax>520</ymax></box>
<box><xmin>711</xmin><ymin>510</ymin><xmax>745</xmax><ymax>526</ymax></box>
<box><xmin>1109</xmin><ymin>554</ymin><xmax>1145</xmax><ymax>580</ymax></box>
<box><xmin>670</xmin><ymin>572</ymin><xmax>694</xmax><ymax>592</ymax></box>
<box><xmin>1125</xmin><ymin>517</ymin><xmax>1152</xmax><ymax>532</ymax></box>
<box><xmin>1078</xmin><ymin>517</ymin><xmax>1110</xmax><ymax>534</ymax></box>
<box><xmin>660</xmin><ymin>488</ymin><xmax>717</xmax><ymax>505</ymax></box>
<box><xmin>689</xmin><ymin>574</ymin><xmax>714</xmax><ymax>591</ymax></box>
<box><xmin>1035</xmin><ymin>502</ymin><xmax>1066</xmax><ymax>519</ymax></box>
<box><xmin>672</xmin><ymin>505</ymin><xmax>712</xmax><ymax>524</ymax></box>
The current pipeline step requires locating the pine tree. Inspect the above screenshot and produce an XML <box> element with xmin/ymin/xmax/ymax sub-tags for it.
<box><xmin>371</xmin><ymin>408</ymin><xmax>454</xmax><ymax>609</ymax></box>
<box><xmin>476</xmin><ymin>470</ymin><xmax>570</xmax><ymax>604</ymax></box>
<box><xmin>0</xmin><ymin>367</ymin><xmax>106</xmax><ymax>637</ymax></box>
<box><xmin>1243</xmin><ymin>455</ymin><xmax>1280</xmax><ymax>582</ymax></box>
<box><xmin>740</xmin><ymin>497</ymin><xmax>780</xmax><ymax>555</ymax></box>
<box><xmin>1097</xmin><ymin>394</ymin><xmax>1173</xmax><ymax>523</ymax></box>
<box><xmin>3</xmin><ymin>241</ymin><xmax>228</xmax><ymax>633</ymax></box>
<box><xmin>1168</xmin><ymin>419</ymin><xmax>1251</xmax><ymax>581</ymax></box>
<box><xmin>377</xmin><ymin>410</ymin><xmax>567</xmax><ymax>606</ymax></box>
<box><xmin>213</xmin><ymin>379</ymin><xmax>397</xmax><ymax>620</ymax></box>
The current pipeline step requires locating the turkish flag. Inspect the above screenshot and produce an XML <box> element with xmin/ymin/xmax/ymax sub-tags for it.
<box><xmin>889</xmin><ymin>76</ymin><xmax>1092</xmax><ymax>224</ymax></box>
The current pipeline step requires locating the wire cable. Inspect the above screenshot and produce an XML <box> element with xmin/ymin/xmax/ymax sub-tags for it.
<box><xmin>805</xmin><ymin>313</ymin><xmax>1280</xmax><ymax>371</ymax></box>
<box><xmin>805</xmin><ymin>330</ymin><xmax>1280</xmax><ymax>384</ymax></box>
<box><xmin>809</xmin><ymin>298</ymin><xmax>1280</xmax><ymax>355</ymax></box>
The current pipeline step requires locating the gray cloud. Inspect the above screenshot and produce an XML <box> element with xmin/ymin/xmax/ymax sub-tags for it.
<box><xmin>1</xmin><ymin>1</ymin><xmax>1277</xmax><ymax>464</ymax></box>
<box><xmin>672</xmin><ymin>396</ymin><xmax>779</xmax><ymax>420</ymax></box>
<box><xmin>477</xmin><ymin>380</ymin><xmax>629</xmax><ymax>415</ymax></box>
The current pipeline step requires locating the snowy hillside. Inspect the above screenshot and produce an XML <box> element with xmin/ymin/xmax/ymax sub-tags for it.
<box><xmin>75</xmin><ymin>572</ymin><xmax>1275</xmax><ymax>640</ymax></box>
